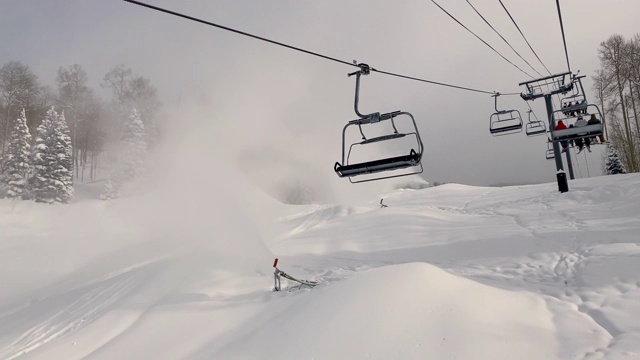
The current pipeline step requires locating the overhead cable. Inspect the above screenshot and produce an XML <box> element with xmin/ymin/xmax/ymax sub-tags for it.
<box><xmin>555</xmin><ymin>0</ymin><xmax>572</xmax><ymax>73</ymax></box>
<box><xmin>371</xmin><ymin>69</ymin><xmax>517</xmax><ymax>95</ymax></box>
<box><xmin>465</xmin><ymin>0</ymin><xmax>543</xmax><ymax>78</ymax></box>
<box><xmin>430</xmin><ymin>0</ymin><xmax>534</xmax><ymax>79</ymax></box>
<box><xmin>122</xmin><ymin>0</ymin><xmax>517</xmax><ymax>96</ymax></box>
<box><xmin>122</xmin><ymin>0</ymin><xmax>355</xmax><ymax>67</ymax></box>
<box><xmin>498</xmin><ymin>0</ymin><xmax>552</xmax><ymax>75</ymax></box>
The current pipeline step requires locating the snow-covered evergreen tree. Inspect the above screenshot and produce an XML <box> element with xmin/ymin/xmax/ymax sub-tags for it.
<box><xmin>99</xmin><ymin>178</ymin><xmax>118</xmax><ymax>200</ymax></box>
<box><xmin>1</xmin><ymin>109</ymin><xmax>32</xmax><ymax>199</ymax></box>
<box><xmin>56</xmin><ymin>111</ymin><xmax>73</xmax><ymax>185</ymax></box>
<box><xmin>605</xmin><ymin>143</ymin><xmax>627</xmax><ymax>175</ymax></box>
<box><xmin>120</xmin><ymin>108</ymin><xmax>147</xmax><ymax>181</ymax></box>
<box><xmin>100</xmin><ymin>108</ymin><xmax>146</xmax><ymax>200</ymax></box>
<box><xmin>30</xmin><ymin>107</ymin><xmax>74</xmax><ymax>203</ymax></box>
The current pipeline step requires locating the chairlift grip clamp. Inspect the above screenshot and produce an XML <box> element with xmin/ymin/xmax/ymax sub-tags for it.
<box><xmin>348</xmin><ymin>63</ymin><xmax>372</xmax><ymax>77</ymax></box>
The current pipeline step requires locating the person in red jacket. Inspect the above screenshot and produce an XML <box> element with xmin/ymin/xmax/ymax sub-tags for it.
<box><xmin>555</xmin><ymin>120</ymin><xmax>570</xmax><ymax>153</ymax></box>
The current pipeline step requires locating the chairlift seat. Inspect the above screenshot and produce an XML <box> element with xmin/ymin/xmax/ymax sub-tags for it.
<box><xmin>335</xmin><ymin>149</ymin><xmax>421</xmax><ymax>178</ymax></box>
<box><xmin>490</xmin><ymin>123</ymin><xmax>522</xmax><ymax>135</ymax></box>
<box><xmin>552</xmin><ymin>123</ymin><xmax>603</xmax><ymax>141</ymax></box>
<box><xmin>489</xmin><ymin>99</ymin><xmax>523</xmax><ymax>136</ymax></box>
<box><xmin>545</xmin><ymin>148</ymin><xmax>555</xmax><ymax>160</ymax></box>
<box><xmin>525</xmin><ymin>121</ymin><xmax>546</xmax><ymax>136</ymax></box>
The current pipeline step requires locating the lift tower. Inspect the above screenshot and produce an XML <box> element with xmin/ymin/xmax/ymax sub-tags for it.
<box><xmin>519</xmin><ymin>72</ymin><xmax>574</xmax><ymax>192</ymax></box>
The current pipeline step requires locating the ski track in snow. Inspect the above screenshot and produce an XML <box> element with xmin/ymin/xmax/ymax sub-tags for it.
<box><xmin>0</xmin><ymin>261</ymin><xmax>161</xmax><ymax>360</ymax></box>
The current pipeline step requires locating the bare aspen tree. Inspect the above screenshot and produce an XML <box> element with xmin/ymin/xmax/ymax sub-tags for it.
<box><xmin>626</xmin><ymin>36</ymin><xmax>640</xmax><ymax>159</ymax></box>
<box><xmin>101</xmin><ymin>65</ymin><xmax>160</xmax><ymax>144</ymax></box>
<box><xmin>0</xmin><ymin>61</ymin><xmax>40</xmax><ymax>162</ymax></box>
<box><xmin>596</xmin><ymin>35</ymin><xmax>639</xmax><ymax>172</ymax></box>
<box><xmin>56</xmin><ymin>64</ymin><xmax>102</xmax><ymax>181</ymax></box>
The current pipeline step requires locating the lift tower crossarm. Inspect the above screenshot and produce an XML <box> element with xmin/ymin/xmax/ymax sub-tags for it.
<box><xmin>519</xmin><ymin>71</ymin><xmax>573</xmax><ymax>101</ymax></box>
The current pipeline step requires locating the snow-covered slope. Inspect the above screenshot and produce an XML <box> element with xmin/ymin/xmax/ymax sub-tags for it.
<box><xmin>1</xmin><ymin>174</ymin><xmax>639</xmax><ymax>359</ymax></box>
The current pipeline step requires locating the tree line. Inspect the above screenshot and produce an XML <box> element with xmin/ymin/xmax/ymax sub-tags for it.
<box><xmin>594</xmin><ymin>34</ymin><xmax>640</xmax><ymax>174</ymax></box>
<box><xmin>0</xmin><ymin>61</ymin><xmax>158</xmax><ymax>202</ymax></box>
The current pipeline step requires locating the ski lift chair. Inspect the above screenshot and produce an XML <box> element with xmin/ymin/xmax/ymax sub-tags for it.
<box><xmin>550</xmin><ymin>104</ymin><xmax>605</xmax><ymax>143</ymax></box>
<box><xmin>489</xmin><ymin>93</ymin><xmax>523</xmax><ymax>136</ymax></box>
<box><xmin>525</xmin><ymin>109</ymin><xmax>547</xmax><ymax>137</ymax></box>
<box><xmin>545</xmin><ymin>141</ymin><xmax>555</xmax><ymax>160</ymax></box>
<box><xmin>560</xmin><ymin>74</ymin><xmax>589</xmax><ymax>116</ymax></box>
<box><xmin>561</xmin><ymin>94</ymin><xmax>587</xmax><ymax>116</ymax></box>
<box><xmin>334</xmin><ymin>64</ymin><xmax>424</xmax><ymax>183</ymax></box>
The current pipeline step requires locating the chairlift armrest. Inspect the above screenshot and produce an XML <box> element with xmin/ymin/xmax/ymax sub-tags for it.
<box><xmin>348</xmin><ymin>112</ymin><xmax>381</xmax><ymax>125</ymax></box>
<box><xmin>379</xmin><ymin>111</ymin><xmax>402</xmax><ymax>121</ymax></box>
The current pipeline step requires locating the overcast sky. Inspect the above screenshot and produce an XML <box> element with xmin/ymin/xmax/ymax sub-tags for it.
<box><xmin>2</xmin><ymin>0</ymin><xmax>639</xmax><ymax>199</ymax></box>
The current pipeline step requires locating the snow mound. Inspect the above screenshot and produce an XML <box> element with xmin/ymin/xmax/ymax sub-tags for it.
<box><xmin>213</xmin><ymin>263</ymin><xmax>608</xmax><ymax>359</ymax></box>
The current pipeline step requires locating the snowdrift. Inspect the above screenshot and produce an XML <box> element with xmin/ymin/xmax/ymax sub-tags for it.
<box><xmin>1</xmin><ymin>173</ymin><xmax>640</xmax><ymax>359</ymax></box>
<box><xmin>212</xmin><ymin>262</ymin><xmax>607</xmax><ymax>360</ymax></box>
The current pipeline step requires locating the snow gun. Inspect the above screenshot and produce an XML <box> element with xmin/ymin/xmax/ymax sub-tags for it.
<box><xmin>273</xmin><ymin>258</ymin><xmax>317</xmax><ymax>291</ymax></box>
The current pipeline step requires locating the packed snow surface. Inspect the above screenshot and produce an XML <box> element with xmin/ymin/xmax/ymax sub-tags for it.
<box><xmin>1</xmin><ymin>174</ymin><xmax>640</xmax><ymax>359</ymax></box>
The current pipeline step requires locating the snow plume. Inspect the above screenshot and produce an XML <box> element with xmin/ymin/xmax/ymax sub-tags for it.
<box><xmin>130</xmin><ymin>100</ymin><xmax>275</xmax><ymax>275</ymax></box>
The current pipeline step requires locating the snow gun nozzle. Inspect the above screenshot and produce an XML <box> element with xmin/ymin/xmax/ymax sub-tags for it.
<box><xmin>273</xmin><ymin>258</ymin><xmax>279</xmax><ymax>268</ymax></box>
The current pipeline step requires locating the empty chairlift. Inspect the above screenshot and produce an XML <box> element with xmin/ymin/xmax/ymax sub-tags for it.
<box><xmin>545</xmin><ymin>141</ymin><xmax>555</xmax><ymax>160</ymax></box>
<box><xmin>334</xmin><ymin>64</ymin><xmax>424</xmax><ymax>183</ymax></box>
<box><xmin>525</xmin><ymin>109</ymin><xmax>547</xmax><ymax>137</ymax></box>
<box><xmin>489</xmin><ymin>93</ymin><xmax>523</xmax><ymax>136</ymax></box>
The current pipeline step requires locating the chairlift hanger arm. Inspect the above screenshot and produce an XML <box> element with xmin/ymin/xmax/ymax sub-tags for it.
<box><xmin>347</xmin><ymin>64</ymin><xmax>403</xmax><ymax>124</ymax></box>
<box><xmin>348</xmin><ymin>64</ymin><xmax>378</xmax><ymax>119</ymax></box>
<box><xmin>575</xmin><ymin>75</ymin><xmax>587</xmax><ymax>101</ymax></box>
<box><xmin>492</xmin><ymin>92</ymin><xmax>501</xmax><ymax>112</ymax></box>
